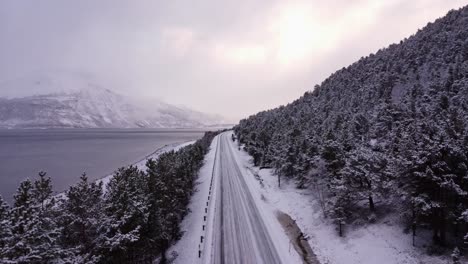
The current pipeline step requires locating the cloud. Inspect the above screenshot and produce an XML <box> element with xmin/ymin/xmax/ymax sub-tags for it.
<box><xmin>0</xmin><ymin>0</ymin><xmax>466</xmax><ymax>120</ymax></box>
<box><xmin>213</xmin><ymin>43</ymin><xmax>268</xmax><ymax>65</ymax></box>
<box><xmin>161</xmin><ymin>27</ymin><xmax>195</xmax><ymax>58</ymax></box>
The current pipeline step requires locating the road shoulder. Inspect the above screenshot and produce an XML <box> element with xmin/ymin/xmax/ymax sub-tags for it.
<box><xmin>225</xmin><ymin>131</ymin><xmax>303</xmax><ymax>264</ymax></box>
<box><xmin>170</xmin><ymin>136</ymin><xmax>219</xmax><ymax>264</ymax></box>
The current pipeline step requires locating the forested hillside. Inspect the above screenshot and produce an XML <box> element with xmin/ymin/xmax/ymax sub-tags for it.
<box><xmin>0</xmin><ymin>131</ymin><xmax>218</xmax><ymax>263</ymax></box>
<box><xmin>235</xmin><ymin>6</ymin><xmax>468</xmax><ymax>252</ymax></box>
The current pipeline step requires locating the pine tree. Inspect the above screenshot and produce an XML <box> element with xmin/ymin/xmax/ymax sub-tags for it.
<box><xmin>153</xmin><ymin>153</ymin><xmax>180</xmax><ymax>263</ymax></box>
<box><xmin>342</xmin><ymin>145</ymin><xmax>393</xmax><ymax>213</ymax></box>
<box><xmin>33</xmin><ymin>171</ymin><xmax>53</xmax><ymax>211</ymax></box>
<box><xmin>32</xmin><ymin>172</ymin><xmax>61</xmax><ymax>262</ymax></box>
<box><xmin>451</xmin><ymin>247</ymin><xmax>461</xmax><ymax>264</ymax></box>
<box><xmin>4</xmin><ymin>179</ymin><xmax>37</xmax><ymax>262</ymax></box>
<box><xmin>327</xmin><ymin>175</ymin><xmax>351</xmax><ymax>237</ymax></box>
<box><xmin>60</xmin><ymin>173</ymin><xmax>103</xmax><ymax>263</ymax></box>
<box><xmin>3</xmin><ymin>178</ymin><xmax>60</xmax><ymax>263</ymax></box>
<box><xmin>461</xmin><ymin>210</ymin><xmax>468</xmax><ymax>248</ymax></box>
<box><xmin>145</xmin><ymin>152</ymin><xmax>186</xmax><ymax>263</ymax></box>
<box><xmin>100</xmin><ymin>166</ymin><xmax>149</xmax><ymax>262</ymax></box>
<box><xmin>0</xmin><ymin>195</ymin><xmax>12</xmax><ymax>262</ymax></box>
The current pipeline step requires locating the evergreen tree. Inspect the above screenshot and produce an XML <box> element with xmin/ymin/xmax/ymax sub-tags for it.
<box><xmin>32</xmin><ymin>171</ymin><xmax>53</xmax><ymax>211</ymax></box>
<box><xmin>341</xmin><ymin>145</ymin><xmax>392</xmax><ymax>213</ymax></box>
<box><xmin>100</xmin><ymin>166</ymin><xmax>149</xmax><ymax>263</ymax></box>
<box><xmin>146</xmin><ymin>154</ymin><xmax>180</xmax><ymax>263</ymax></box>
<box><xmin>3</xmin><ymin>178</ymin><xmax>60</xmax><ymax>263</ymax></box>
<box><xmin>60</xmin><ymin>173</ymin><xmax>103</xmax><ymax>263</ymax></box>
<box><xmin>451</xmin><ymin>247</ymin><xmax>461</xmax><ymax>264</ymax></box>
<box><xmin>234</xmin><ymin>5</ymin><xmax>468</xmax><ymax>246</ymax></box>
<box><xmin>32</xmin><ymin>172</ymin><xmax>61</xmax><ymax>262</ymax></box>
<box><xmin>0</xmin><ymin>195</ymin><xmax>12</xmax><ymax>261</ymax></box>
<box><xmin>327</xmin><ymin>175</ymin><xmax>352</xmax><ymax>237</ymax></box>
<box><xmin>4</xmin><ymin>179</ymin><xmax>37</xmax><ymax>262</ymax></box>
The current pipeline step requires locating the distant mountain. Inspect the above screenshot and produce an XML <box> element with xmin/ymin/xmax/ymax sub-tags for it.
<box><xmin>235</xmin><ymin>6</ymin><xmax>468</xmax><ymax>248</ymax></box>
<box><xmin>0</xmin><ymin>73</ymin><xmax>226</xmax><ymax>129</ymax></box>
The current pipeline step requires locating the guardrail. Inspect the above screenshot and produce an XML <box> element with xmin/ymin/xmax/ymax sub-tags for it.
<box><xmin>198</xmin><ymin>135</ymin><xmax>220</xmax><ymax>261</ymax></box>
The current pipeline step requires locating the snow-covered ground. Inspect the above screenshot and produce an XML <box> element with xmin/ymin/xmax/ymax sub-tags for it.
<box><xmin>170</xmin><ymin>135</ymin><xmax>219</xmax><ymax>264</ymax></box>
<box><xmin>230</xmin><ymin>138</ymin><xmax>454</xmax><ymax>264</ymax></box>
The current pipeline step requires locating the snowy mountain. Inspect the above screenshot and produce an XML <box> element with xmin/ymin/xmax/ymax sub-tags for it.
<box><xmin>0</xmin><ymin>73</ymin><xmax>226</xmax><ymax>129</ymax></box>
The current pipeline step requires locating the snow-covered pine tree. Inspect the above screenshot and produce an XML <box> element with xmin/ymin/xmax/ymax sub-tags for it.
<box><xmin>31</xmin><ymin>172</ymin><xmax>61</xmax><ymax>262</ymax></box>
<box><xmin>60</xmin><ymin>173</ymin><xmax>103</xmax><ymax>263</ymax></box>
<box><xmin>32</xmin><ymin>171</ymin><xmax>53</xmax><ymax>211</ymax></box>
<box><xmin>451</xmin><ymin>247</ymin><xmax>461</xmax><ymax>264</ymax></box>
<box><xmin>100</xmin><ymin>166</ymin><xmax>149</xmax><ymax>262</ymax></box>
<box><xmin>341</xmin><ymin>144</ymin><xmax>393</xmax><ymax>214</ymax></box>
<box><xmin>172</xmin><ymin>150</ymin><xmax>195</xmax><ymax>213</ymax></box>
<box><xmin>462</xmin><ymin>210</ymin><xmax>468</xmax><ymax>247</ymax></box>
<box><xmin>3</xmin><ymin>178</ymin><xmax>60</xmax><ymax>263</ymax></box>
<box><xmin>0</xmin><ymin>195</ymin><xmax>12</xmax><ymax>261</ymax></box>
<box><xmin>327</xmin><ymin>175</ymin><xmax>352</xmax><ymax>237</ymax></box>
<box><xmin>146</xmin><ymin>154</ymin><xmax>179</xmax><ymax>262</ymax></box>
<box><xmin>321</xmin><ymin>138</ymin><xmax>345</xmax><ymax>179</ymax></box>
<box><xmin>3</xmin><ymin>179</ymin><xmax>37</xmax><ymax>262</ymax></box>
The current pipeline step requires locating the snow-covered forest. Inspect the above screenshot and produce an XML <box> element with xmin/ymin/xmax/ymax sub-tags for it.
<box><xmin>235</xmin><ymin>6</ymin><xmax>468</xmax><ymax>257</ymax></box>
<box><xmin>0</xmin><ymin>131</ymin><xmax>218</xmax><ymax>263</ymax></box>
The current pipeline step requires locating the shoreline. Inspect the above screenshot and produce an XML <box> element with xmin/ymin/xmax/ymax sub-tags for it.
<box><xmin>55</xmin><ymin>140</ymin><xmax>196</xmax><ymax>198</ymax></box>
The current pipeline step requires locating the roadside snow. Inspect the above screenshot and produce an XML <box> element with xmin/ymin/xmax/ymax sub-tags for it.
<box><xmin>229</xmin><ymin>134</ymin><xmax>451</xmax><ymax>264</ymax></box>
<box><xmin>171</xmin><ymin>136</ymin><xmax>219</xmax><ymax>264</ymax></box>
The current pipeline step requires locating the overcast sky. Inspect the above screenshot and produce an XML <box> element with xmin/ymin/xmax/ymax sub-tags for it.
<box><xmin>0</xmin><ymin>0</ymin><xmax>466</xmax><ymax>120</ymax></box>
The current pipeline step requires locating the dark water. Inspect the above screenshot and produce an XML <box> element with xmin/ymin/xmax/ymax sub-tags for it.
<box><xmin>0</xmin><ymin>129</ymin><xmax>204</xmax><ymax>203</ymax></box>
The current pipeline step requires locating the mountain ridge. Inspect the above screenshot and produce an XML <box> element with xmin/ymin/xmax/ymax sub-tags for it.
<box><xmin>0</xmin><ymin>73</ymin><xmax>227</xmax><ymax>129</ymax></box>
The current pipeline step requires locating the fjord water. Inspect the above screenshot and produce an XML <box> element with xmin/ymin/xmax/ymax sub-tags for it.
<box><xmin>0</xmin><ymin>129</ymin><xmax>204</xmax><ymax>203</ymax></box>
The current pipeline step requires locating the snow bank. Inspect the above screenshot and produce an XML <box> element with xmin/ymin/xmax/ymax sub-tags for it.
<box><xmin>171</xmin><ymin>136</ymin><xmax>219</xmax><ymax>264</ymax></box>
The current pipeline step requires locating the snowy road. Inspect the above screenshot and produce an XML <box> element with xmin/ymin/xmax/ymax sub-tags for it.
<box><xmin>208</xmin><ymin>132</ymin><xmax>282</xmax><ymax>264</ymax></box>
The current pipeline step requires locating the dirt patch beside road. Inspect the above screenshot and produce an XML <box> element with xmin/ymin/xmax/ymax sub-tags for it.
<box><xmin>276</xmin><ymin>210</ymin><xmax>320</xmax><ymax>264</ymax></box>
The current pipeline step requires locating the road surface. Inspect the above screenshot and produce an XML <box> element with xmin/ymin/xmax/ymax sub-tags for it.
<box><xmin>208</xmin><ymin>132</ymin><xmax>282</xmax><ymax>264</ymax></box>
